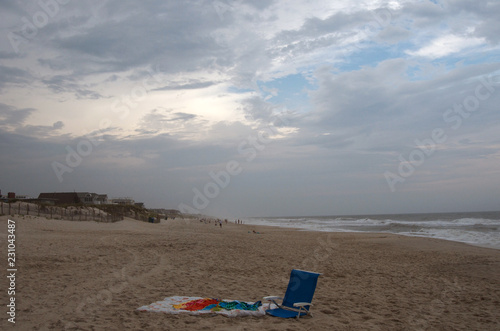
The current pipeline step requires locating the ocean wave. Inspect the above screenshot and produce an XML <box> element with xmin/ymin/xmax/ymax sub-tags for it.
<box><xmin>244</xmin><ymin>214</ymin><xmax>500</xmax><ymax>249</ymax></box>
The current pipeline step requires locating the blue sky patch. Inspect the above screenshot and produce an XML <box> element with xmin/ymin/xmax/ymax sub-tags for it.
<box><xmin>257</xmin><ymin>73</ymin><xmax>316</xmax><ymax>112</ymax></box>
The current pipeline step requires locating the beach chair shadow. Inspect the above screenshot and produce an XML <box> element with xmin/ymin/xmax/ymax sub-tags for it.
<box><xmin>263</xmin><ymin>269</ymin><xmax>321</xmax><ymax>319</ymax></box>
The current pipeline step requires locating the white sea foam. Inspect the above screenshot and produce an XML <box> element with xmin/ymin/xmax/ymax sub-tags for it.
<box><xmin>244</xmin><ymin>213</ymin><xmax>500</xmax><ymax>249</ymax></box>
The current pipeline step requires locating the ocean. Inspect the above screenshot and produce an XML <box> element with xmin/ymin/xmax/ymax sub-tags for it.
<box><xmin>244</xmin><ymin>211</ymin><xmax>500</xmax><ymax>250</ymax></box>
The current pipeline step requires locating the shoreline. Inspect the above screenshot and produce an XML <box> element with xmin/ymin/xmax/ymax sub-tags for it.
<box><xmin>6</xmin><ymin>212</ymin><xmax>499</xmax><ymax>251</ymax></box>
<box><xmin>279</xmin><ymin>227</ymin><xmax>500</xmax><ymax>252</ymax></box>
<box><xmin>1</xmin><ymin>215</ymin><xmax>499</xmax><ymax>330</ymax></box>
<box><xmin>242</xmin><ymin>214</ymin><xmax>500</xmax><ymax>251</ymax></box>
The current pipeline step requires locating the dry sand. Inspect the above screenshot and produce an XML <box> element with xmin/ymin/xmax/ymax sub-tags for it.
<box><xmin>1</xmin><ymin>215</ymin><xmax>499</xmax><ymax>330</ymax></box>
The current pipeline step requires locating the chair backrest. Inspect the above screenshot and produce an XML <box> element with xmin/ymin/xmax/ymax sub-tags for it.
<box><xmin>282</xmin><ymin>269</ymin><xmax>320</xmax><ymax>310</ymax></box>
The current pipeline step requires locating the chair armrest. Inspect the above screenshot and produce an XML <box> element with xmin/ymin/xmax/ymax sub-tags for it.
<box><xmin>293</xmin><ymin>302</ymin><xmax>313</xmax><ymax>319</ymax></box>
<box><xmin>263</xmin><ymin>296</ymin><xmax>283</xmax><ymax>301</ymax></box>
<box><xmin>263</xmin><ymin>296</ymin><xmax>283</xmax><ymax>310</ymax></box>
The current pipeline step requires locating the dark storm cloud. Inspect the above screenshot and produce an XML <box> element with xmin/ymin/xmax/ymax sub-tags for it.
<box><xmin>153</xmin><ymin>81</ymin><xmax>216</xmax><ymax>91</ymax></box>
<box><xmin>41</xmin><ymin>75</ymin><xmax>104</xmax><ymax>99</ymax></box>
<box><xmin>0</xmin><ymin>65</ymin><xmax>31</xmax><ymax>90</ymax></box>
<box><xmin>0</xmin><ymin>103</ymin><xmax>66</xmax><ymax>138</ymax></box>
<box><xmin>136</xmin><ymin>109</ymin><xmax>199</xmax><ymax>135</ymax></box>
<box><xmin>0</xmin><ymin>103</ymin><xmax>34</xmax><ymax>127</ymax></box>
<box><xmin>15</xmin><ymin>120</ymin><xmax>64</xmax><ymax>137</ymax></box>
<box><xmin>37</xmin><ymin>1</ymin><xmax>230</xmax><ymax>76</ymax></box>
<box><xmin>309</xmin><ymin>61</ymin><xmax>500</xmax><ymax>134</ymax></box>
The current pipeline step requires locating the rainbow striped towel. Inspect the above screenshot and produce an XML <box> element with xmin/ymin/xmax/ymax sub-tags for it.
<box><xmin>137</xmin><ymin>296</ymin><xmax>274</xmax><ymax>317</ymax></box>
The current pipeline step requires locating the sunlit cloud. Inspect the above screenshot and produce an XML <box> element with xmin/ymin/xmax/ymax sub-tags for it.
<box><xmin>407</xmin><ymin>34</ymin><xmax>486</xmax><ymax>59</ymax></box>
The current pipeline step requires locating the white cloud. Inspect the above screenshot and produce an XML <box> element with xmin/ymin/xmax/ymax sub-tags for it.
<box><xmin>407</xmin><ymin>34</ymin><xmax>486</xmax><ymax>58</ymax></box>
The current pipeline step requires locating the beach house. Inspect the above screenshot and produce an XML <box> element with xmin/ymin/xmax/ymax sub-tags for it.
<box><xmin>37</xmin><ymin>192</ymin><xmax>109</xmax><ymax>205</ymax></box>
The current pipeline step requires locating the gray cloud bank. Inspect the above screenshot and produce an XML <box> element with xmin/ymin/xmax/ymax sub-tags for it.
<box><xmin>1</xmin><ymin>0</ymin><xmax>499</xmax><ymax>216</ymax></box>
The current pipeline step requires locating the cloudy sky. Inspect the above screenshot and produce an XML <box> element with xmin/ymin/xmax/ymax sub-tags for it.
<box><xmin>1</xmin><ymin>0</ymin><xmax>499</xmax><ymax>217</ymax></box>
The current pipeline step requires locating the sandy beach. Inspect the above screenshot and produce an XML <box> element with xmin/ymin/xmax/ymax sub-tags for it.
<box><xmin>1</xmin><ymin>215</ymin><xmax>499</xmax><ymax>330</ymax></box>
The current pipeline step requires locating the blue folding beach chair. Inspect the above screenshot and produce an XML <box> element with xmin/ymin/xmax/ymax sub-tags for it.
<box><xmin>263</xmin><ymin>269</ymin><xmax>321</xmax><ymax>319</ymax></box>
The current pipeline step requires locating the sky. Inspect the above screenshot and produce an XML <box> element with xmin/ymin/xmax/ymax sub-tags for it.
<box><xmin>1</xmin><ymin>0</ymin><xmax>499</xmax><ymax>217</ymax></box>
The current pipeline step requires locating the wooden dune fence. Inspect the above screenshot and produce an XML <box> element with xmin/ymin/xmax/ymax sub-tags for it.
<box><xmin>0</xmin><ymin>202</ymin><xmax>121</xmax><ymax>222</ymax></box>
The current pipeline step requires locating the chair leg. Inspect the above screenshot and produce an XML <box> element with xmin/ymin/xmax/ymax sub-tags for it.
<box><xmin>296</xmin><ymin>307</ymin><xmax>303</xmax><ymax>320</ymax></box>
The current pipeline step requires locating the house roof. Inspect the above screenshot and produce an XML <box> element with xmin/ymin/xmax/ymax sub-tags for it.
<box><xmin>37</xmin><ymin>192</ymin><xmax>107</xmax><ymax>204</ymax></box>
<box><xmin>38</xmin><ymin>192</ymin><xmax>82</xmax><ymax>204</ymax></box>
